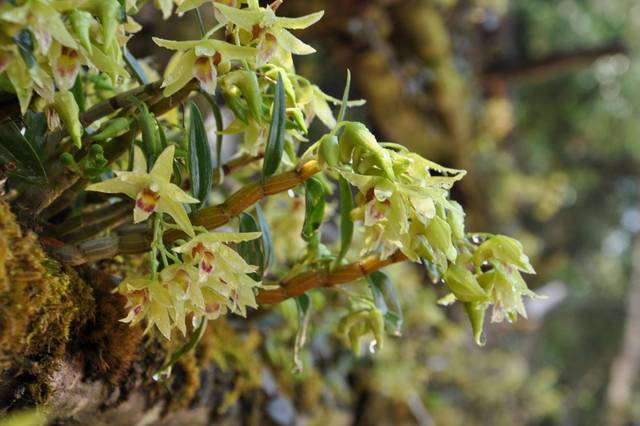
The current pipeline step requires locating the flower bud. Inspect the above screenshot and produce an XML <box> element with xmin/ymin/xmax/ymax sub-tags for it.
<box><xmin>98</xmin><ymin>0</ymin><xmax>121</xmax><ymax>48</ymax></box>
<box><xmin>474</xmin><ymin>235</ymin><xmax>534</xmax><ymax>274</ymax></box>
<box><xmin>69</xmin><ymin>10</ymin><xmax>94</xmax><ymax>54</ymax></box>
<box><xmin>318</xmin><ymin>134</ymin><xmax>339</xmax><ymax>167</ymax></box>
<box><xmin>464</xmin><ymin>301</ymin><xmax>487</xmax><ymax>346</ymax></box>
<box><xmin>339</xmin><ymin>122</ymin><xmax>394</xmax><ymax>179</ymax></box>
<box><xmin>92</xmin><ymin>117</ymin><xmax>132</xmax><ymax>141</ymax></box>
<box><xmin>368</xmin><ymin>309</ymin><xmax>385</xmax><ymax>351</ymax></box>
<box><xmin>424</xmin><ymin>216</ymin><xmax>456</xmax><ymax>262</ymax></box>
<box><xmin>54</xmin><ymin>90</ymin><xmax>83</xmax><ymax>148</ymax></box>
<box><xmin>443</xmin><ymin>264</ymin><xmax>488</xmax><ymax>302</ymax></box>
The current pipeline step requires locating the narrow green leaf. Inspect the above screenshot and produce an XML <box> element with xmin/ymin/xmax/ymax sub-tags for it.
<box><xmin>302</xmin><ymin>177</ymin><xmax>325</xmax><ymax>242</ymax></box>
<box><xmin>0</xmin><ymin>121</ymin><xmax>47</xmax><ymax>185</ymax></box>
<box><xmin>293</xmin><ymin>294</ymin><xmax>312</xmax><ymax>373</ymax></box>
<box><xmin>255</xmin><ymin>204</ymin><xmax>273</xmax><ymax>273</ymax></box>
<box><xmin>262</xmin><ymin>73</ymin><xmax>286</xmax><ymax>178</ymax></box>
<box><xmin>336</xmin><ymin>69</ymin><xmax>351</xmax><ymax>123</ymax></box>
<box><xmin>187</xmin><ymin>101</ymin><xmax>212</xmax><ymax>208</ymax></box>
<box><xmin>13</xmin><ymin>29</ymin><xmax>35</xmax><ymax>68</ymax></box>
<box><xmin>155</xmin><ymin>317</ymin><xmax>207</xmax><ymax>378</ymax></box>
<box><xmin>24</xmin><ymin>110</ymin><xmax>46</xmax><ymax>154</ymax></box>
<box><xmin>123</xmin><ymin>46</ymin><xmax>149</xmax><ymax>85</ymax></box>
<box><xmin>336</xmin><ymin>176</ymin><xmax>354</xmax><ymax>265</ymax></box>
<box><xmin>71</xmin><ymin>76</ymin><xmax>86</xmax><ymax>112</ymax></box>
<box><xmin>238</xmin><ymin>212</ymin><xmax>264</xmax><ymax>279</ymax></box>
<box><xmin>202</xmin><ymin>92</ymin><xmax>224</xmax><ymax>184</ymax></box>
<box><xmin>367</xmin><ymin>271</ymin><xmax>403</xmax><ymax>336</ymax></box>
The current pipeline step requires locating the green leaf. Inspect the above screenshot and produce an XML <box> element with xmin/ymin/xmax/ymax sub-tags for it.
<box><xmin>155</xmin><ymin>317</ymin><xmax>207</xmax><ymax>379</ymax></box>
<box><xmin>255</xmin><ymin>203</ymin><xmax>273</xmax><ymax>273</ymax></box>
<box><xmin>262</xmin><ymin>73</ymin><xmax>286</xmax><ymax>178</ymax></box>
<box><xmin>13</xmin><ymin>29</ymin><xmax>35</xmax><ymax>68</ymax></box>
<box><xmin>336</xmin><ymin>69</ymin><xmax>351</xmax><ymax>123</ymax></box>
<box><xmin>0</xmin><ymin>121</ymin><xmax>47</xmax><ymax>185</ymax></box>
<box><xmin>367</xmin><ymin>271</ymin><xmax>403</xmax><ymax>336</ymax></box>
<box><xmin>123</xmin><ymin>46</ymin><xmax>149</xmax><ymax>85</ymax></box>
<box><xmin>293</xmin><ymin>294</ymin><xmax>312</xmax><ymax>373</ymax></box>
<box><xmin>335</xmin><ymin>176</ymin><xmax>353</xmax><ymax>265</ymax></box>
<box><xmin>302</xmin><ymin>177</ymin><xmax>326</xmax><ymax>242</ymax></box>
<box><xmin>24</xmin><ymin>110</ymin><xmax>46</xmax><ymax>154</ymax></box>
<box><xmin>71</xmin><ymin>76</ymin><xmax>86</xmax><ymax>112</ymax></box>
<box><xmin>202</xmin><ymin>92</ymin><xmax>224</xmax><ymax>184</ymax></box>
<box><xmin>187</xmin><ymin>101</ymin><xmax>212</xmax><ymax>208</ymax></box>
<box><xmin>238</xmin><ymin>212</ymin><xmax>264</xmax><ymax>279</ymax></box>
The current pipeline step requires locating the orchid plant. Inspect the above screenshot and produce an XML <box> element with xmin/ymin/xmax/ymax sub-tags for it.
<box><xmin>0</xmin><ymin>0</ymin><xmax>538</xmax><ymax>372</ymax></box>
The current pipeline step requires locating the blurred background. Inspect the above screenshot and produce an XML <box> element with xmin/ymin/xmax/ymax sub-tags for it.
<box><xmin>133</xmin><ymin>0</ymin><xmax>640</xmax><ymax>424</ymax></box>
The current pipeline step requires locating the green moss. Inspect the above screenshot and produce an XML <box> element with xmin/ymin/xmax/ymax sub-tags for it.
<box><xmin>0</xmin><ymin>199</ymin><xmax>95</xmax><ymax>405</ymax></box>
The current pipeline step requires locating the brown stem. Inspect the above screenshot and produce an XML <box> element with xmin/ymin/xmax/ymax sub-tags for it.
<box><xmin>153</xmin><ymin>160</ymin><xmax>322</xmax><ymax>250</ymax></box>
<box><xmin>256</xmin><ymin>251</ymin><xmax>408</xmax><ymax>304</ymax></box>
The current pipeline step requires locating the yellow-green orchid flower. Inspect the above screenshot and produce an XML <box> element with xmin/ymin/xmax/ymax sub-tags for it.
<box><xmin>173</xmin><ymin>231</ymin><xmax>261</xmax><ymax>281</ymax></box>
<box><xmin>118</xmin><ymin>276</ymin><xmax>181</xmax><ymax>340</ymax></box>
<box><xmin>153</xmin><ymin>36</ymin><xmax>257</xmax><ymax>97</ymax></box>
<box><xmin>173</xmin><ymin>231</ymin><xmax>262</xmax><ymax>317</ymax></box>
<box><xmin>211</xmin><ymin>2</ymin><xmax>324</xmax><ymax>66</ymax></box>
<box><xmin>86</xmin><ymin>145</ymin><xmax>199</xmax><ymax>237</ymax></box>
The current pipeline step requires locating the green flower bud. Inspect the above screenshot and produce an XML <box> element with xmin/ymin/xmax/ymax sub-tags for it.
<box><xmin>98</xmin><ymin>0</ymin><xmax>121</xmax><ymax>48</ymax></box>
<box><xmin>54</xmin><ymin>90</ymin><xmax>83</xmax><ymax>148</ymax></box>
<box><xmin>339</xmin><ymin>122</ymin><xmax>395</xmax><ymax>179</ymax></box>
<box><xmin>443</xmin><ymin>264</ymin><xmax>488</xmax><ymax>302</ymax></box>
<box><xmin>318</xmin><ymin>134</ymin><xmax>339</xmax><ymax>167</ymax></box>
<box><xmin>464</xmin><ymin>301</ymin><xmax>487</xmax><ymax>346</ymax></box>
<box><xmin>425</xmin><ymin>216</ymin><xmax>456</xmax><ymax>262</ymax></box>
<box><xmin>289</xmin><ymin>108</ymin><xmax>308</xmax><ymax>134</ymax></box>
<box><xmin>447</xmin><ymin>201</ymin><xmax>465</xmax><ymax>241</ymax></box>
<box><xmin>368</xmin><ymin>309</ymin><xmax>385</xmax><ymax>352</ymax></box>
<box><xmin>92</xmin><ymin>117</ymin><xmax>132</xmax><ymax>141</ymax></box>
<box><xmin>474</xmin><ymin>235</ymin><xmax>535</xmax><ymax>274</ymax></box>
<box><xmin>69</xmin><ymin>10</ymin><xmax>94</xmax><ymax>54</ymax></box>
<box><xmin>223</xmin><ymin>87</ymin><xmax>248</xmax><ymax>124</ymax></box>
<box><xmin>224</xmin><ymin>70</ymin><xmax>263</xmax><ymax>123</ymax></box>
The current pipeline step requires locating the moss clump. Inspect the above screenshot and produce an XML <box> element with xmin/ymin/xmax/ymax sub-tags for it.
<box><xmin>0</xmin><ymin>199</ymin><xmax>94</xmax><ymax>406</ymax></box>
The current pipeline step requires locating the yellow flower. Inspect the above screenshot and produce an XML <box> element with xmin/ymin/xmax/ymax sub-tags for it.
<box><xmin>153</xmin><ymin>36</ymin><xmax>257</xmax><ymax>97</ymax></box>
<box><xmin>174</xmin><ymin>231</ymin><xmax>262</xmax><ymax>317</ymax></box>
<box><xmin>173</xmin><ymin>231</ymin><xmax>261</xmax><ymax>281</ymax></box>
<box><xmin>118</xmin><ymin>277</ymin><xmax>179</xmax><ymax>339</ymax></box>
<box><xmin>87</xmin><ymin>145</ymin><xmax>199</xmax><ymax>236</ymax></box>
<box><xmin>211</xmin><ymin>2</ymin><xmax>323</xmax><ymax>66</ymax></box>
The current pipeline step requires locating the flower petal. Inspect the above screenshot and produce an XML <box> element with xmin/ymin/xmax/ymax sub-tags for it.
<box><xmin>86</xmin><ymin>178</ymin><xmax>141</xmax><ymax>199</ymax></box>
<box><xmin>161</xmin><ymin>50</ymin><xmax>197</xmax><ymax>97</ymax></box>
<box><xmin>214</xmin><ymin>3</ymin><xmax>264</xmax><ymax>30</ymax></box>
<box><xmin>275</xmin><ymin>10</ymin><xmax>324</xmax><ymax>29</ymax></box>
<box><xmin>150</xmin><ymin>145</ymin><xmax>176</xmax><ymax>182</ymax></box>
<box><xmin>157</xmin><ymin>198</ymin><xmax>195</xmax><ymax>237</ymax></box>
<box><xmin>270</xmin><ymin>27</ymin><xmax>316</xmax><ymax>55</ymax></box>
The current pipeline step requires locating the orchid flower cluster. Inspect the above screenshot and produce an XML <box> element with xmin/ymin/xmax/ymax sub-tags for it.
<box><xmin>87</xmin><ymin>145</ymin><xmax>261</xmax><ymax>339</ymax></box>
<box><xmin>0</xmin><ymin>0</ymin><xmax>538</xmax><ymax>355</ymax></box>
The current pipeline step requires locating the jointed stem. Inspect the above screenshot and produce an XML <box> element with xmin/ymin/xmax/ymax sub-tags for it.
<box><xmin>256</xmin><ymin>251</ymin><xmax>408</xmax><ymax>304</ymax></box>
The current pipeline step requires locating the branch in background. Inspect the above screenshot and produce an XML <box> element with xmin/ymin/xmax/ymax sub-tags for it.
<box><xmin>483</xmin><ymin>40</ymin><xmax>627</xmax><ymax>85</ymax></box>
<box><xmin>256</xmin><ymin>251</ymin><xmax>408</xmax><ymax>304</ymax></box>
<box><xmin>606</xmin><ymin>208</ymin><xmax>640</xmax><ymax>425</ymax></box>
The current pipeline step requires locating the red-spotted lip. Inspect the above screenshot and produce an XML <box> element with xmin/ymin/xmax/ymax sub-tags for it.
<box><xmin>136</xmin><ymin>187</ymin><xmax>161</xmax><ymax>213</ymax></box>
